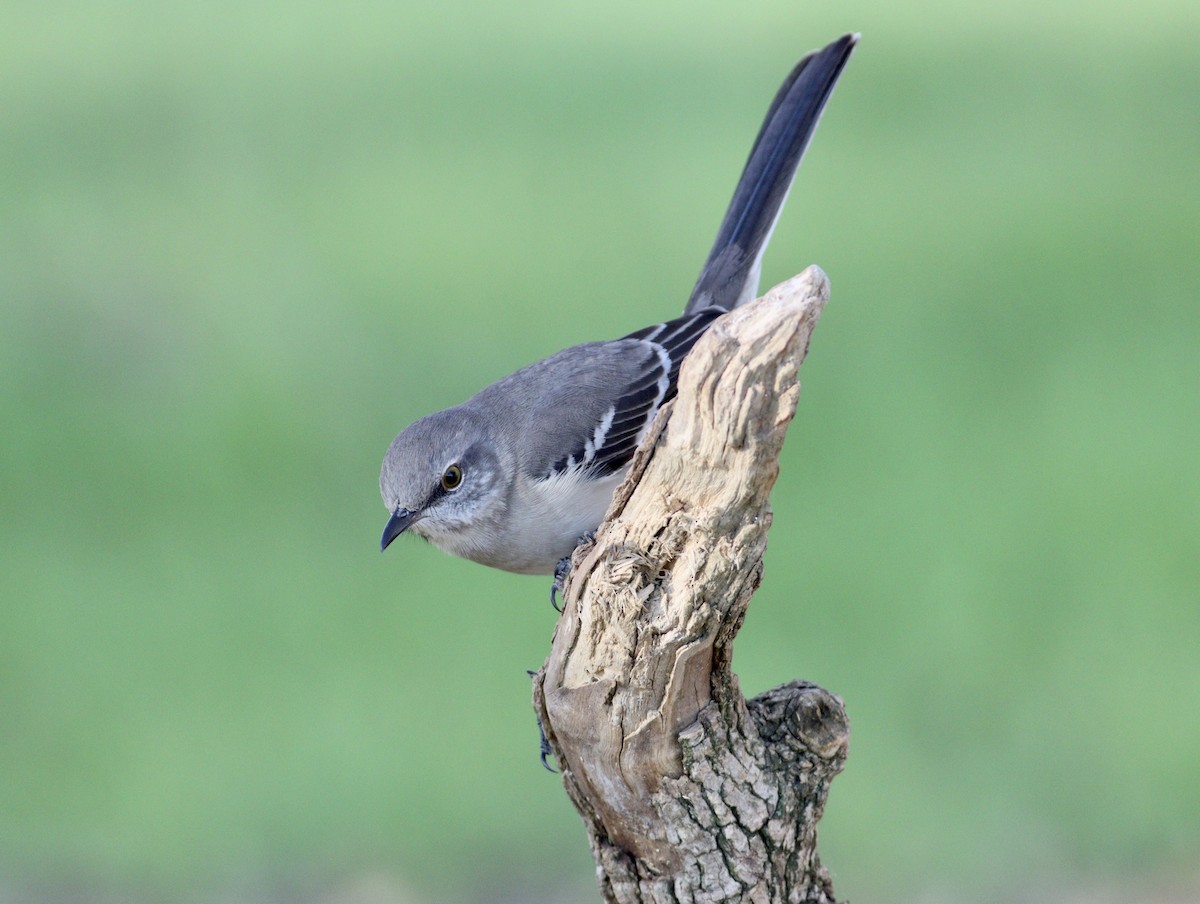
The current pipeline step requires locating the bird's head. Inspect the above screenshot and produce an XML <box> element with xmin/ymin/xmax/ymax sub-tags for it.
<box><xmin>379</xmin><ymin>406</ymin><xmax>507</xmax><ymax>553</ymax></box>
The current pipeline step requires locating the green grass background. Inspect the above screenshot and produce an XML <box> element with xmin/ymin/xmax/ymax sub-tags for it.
<box><xmin>3</xmin><ymin>1</ymin><xmax>1198</xmax><ymax>902</ymax></box>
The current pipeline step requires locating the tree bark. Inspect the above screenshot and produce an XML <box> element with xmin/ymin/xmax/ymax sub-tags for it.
<box><xmin>532</xmin><ymin>266</ymin><xmax>850</xmax><ymax>904</ymax></box>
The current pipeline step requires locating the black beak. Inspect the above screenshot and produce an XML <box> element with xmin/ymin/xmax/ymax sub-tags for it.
<box><xmin>380</xmin><ymin>508</ymin><xmax>417</xmax><ymax>552</ymax></box>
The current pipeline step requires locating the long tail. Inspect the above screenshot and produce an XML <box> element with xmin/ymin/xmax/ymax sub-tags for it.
<box><xmin>684</xmin><ymin>33</ymin><xmax>858</xmax><ymax>315</ymax></box>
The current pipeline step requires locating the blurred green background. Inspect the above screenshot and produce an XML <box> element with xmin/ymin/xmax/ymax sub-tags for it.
<box><xmin>3</xmin><ymin>1</ymin><xmax>1198</xmax><ymax>902</ymax></box>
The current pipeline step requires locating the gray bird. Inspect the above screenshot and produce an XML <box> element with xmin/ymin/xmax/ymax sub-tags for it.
<box><xmin>380</xmin><ymin>33</ymin><xmax>857</xmax><ymax>581</ymax></box>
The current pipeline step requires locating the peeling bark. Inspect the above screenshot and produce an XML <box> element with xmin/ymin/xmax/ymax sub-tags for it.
<box><xmin>532</xmin><ymin>267</ymin><xmax>850</xmax><ymax>903</ymax></box>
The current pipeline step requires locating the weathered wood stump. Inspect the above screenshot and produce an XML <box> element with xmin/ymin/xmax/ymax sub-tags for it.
<box><xmin>533</xmin><ymin>266</ymin><xmax>850</xmax><ymax>904</ymax></box>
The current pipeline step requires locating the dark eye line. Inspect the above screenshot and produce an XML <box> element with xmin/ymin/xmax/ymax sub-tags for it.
<box><xmin>426</xmin><ymin>481</ymin><xmax>449</xmax><ymax>508</ymax></box>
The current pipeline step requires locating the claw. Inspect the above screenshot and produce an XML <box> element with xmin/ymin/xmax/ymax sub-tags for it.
<box><xmin>549</xmin><ymin>532</ymin><xmax>596</xmax><ymax>612</ymax></box>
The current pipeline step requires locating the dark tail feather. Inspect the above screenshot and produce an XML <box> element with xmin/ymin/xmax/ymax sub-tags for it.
<box><xmin>684</xmin><ymin>33</ymin><xmax>858</xmax><ymax>315</ymax></box>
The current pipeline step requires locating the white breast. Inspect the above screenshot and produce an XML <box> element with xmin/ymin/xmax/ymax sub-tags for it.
<box><xmin>419</xmin><ymin>465</ymin><xmax>628</xmax><ymax>575</ymax></box>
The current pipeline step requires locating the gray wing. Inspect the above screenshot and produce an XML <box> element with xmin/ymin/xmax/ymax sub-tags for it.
<box><xmin>685</xmin><ymin>33</ymin><xmax>857</xmax><ymax>315</ymax></box>
<box><xmin>492</xmin><ymin>307</ymin><xmax>726</xmax><ymax>481</ymax></box>
<box><xmin>587</xmin><ymin>306</ymin><xmax>725</xmax><ymax>474</ymax></box>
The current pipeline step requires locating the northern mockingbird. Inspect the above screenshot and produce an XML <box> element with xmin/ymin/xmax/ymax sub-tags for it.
<box><xmin>380</xmin><ymin>33</ymin><xmax>857</xmax><ymax>581</ymax></box>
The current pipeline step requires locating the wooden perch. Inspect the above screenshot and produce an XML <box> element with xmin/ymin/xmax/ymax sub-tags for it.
<box><xmin>532</xmin><ymin>266</ymin><xmax>850</xmax><ymax>904</ymax></box>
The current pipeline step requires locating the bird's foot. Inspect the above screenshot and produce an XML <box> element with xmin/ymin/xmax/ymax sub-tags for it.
<box><xmin>535</xmin><ymin>714</ymin><xmax>556</xmax><ymax>772</ymax></box>
<box><xmin>549</xmin><ymin>532</ymin><xmax>595</xmax><ymax>612</ymax></box>
<box><xmin>550</xmin><ymin>556</ymin><xmax>571</xmax><ymax>612</ymax></box>
<box><xmin>527</xmin><ymin>669</ymin><xmax>557</xmax><ymax>772</ymax></box>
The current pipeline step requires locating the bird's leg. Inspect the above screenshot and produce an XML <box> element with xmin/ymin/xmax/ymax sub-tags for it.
<box><xmin>535</xmin><ymin>713</ymin><xmax>557</xmax><ymax>772</ymax></box>
<box><xmin>527</xmin><ymin>669</ymin><xmax>557</xmax><ymax>772</ymax></box>
<box><xmin>549</xmin><ymin>531</ymin><xmax>595</xmax><ymax>612</ymax></box>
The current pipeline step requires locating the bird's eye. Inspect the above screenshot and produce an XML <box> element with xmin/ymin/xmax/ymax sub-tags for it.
<box><xmin>441</xmin><ymin>464</ymin><xmax>464</xmax><ymax>491</ymax></box>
